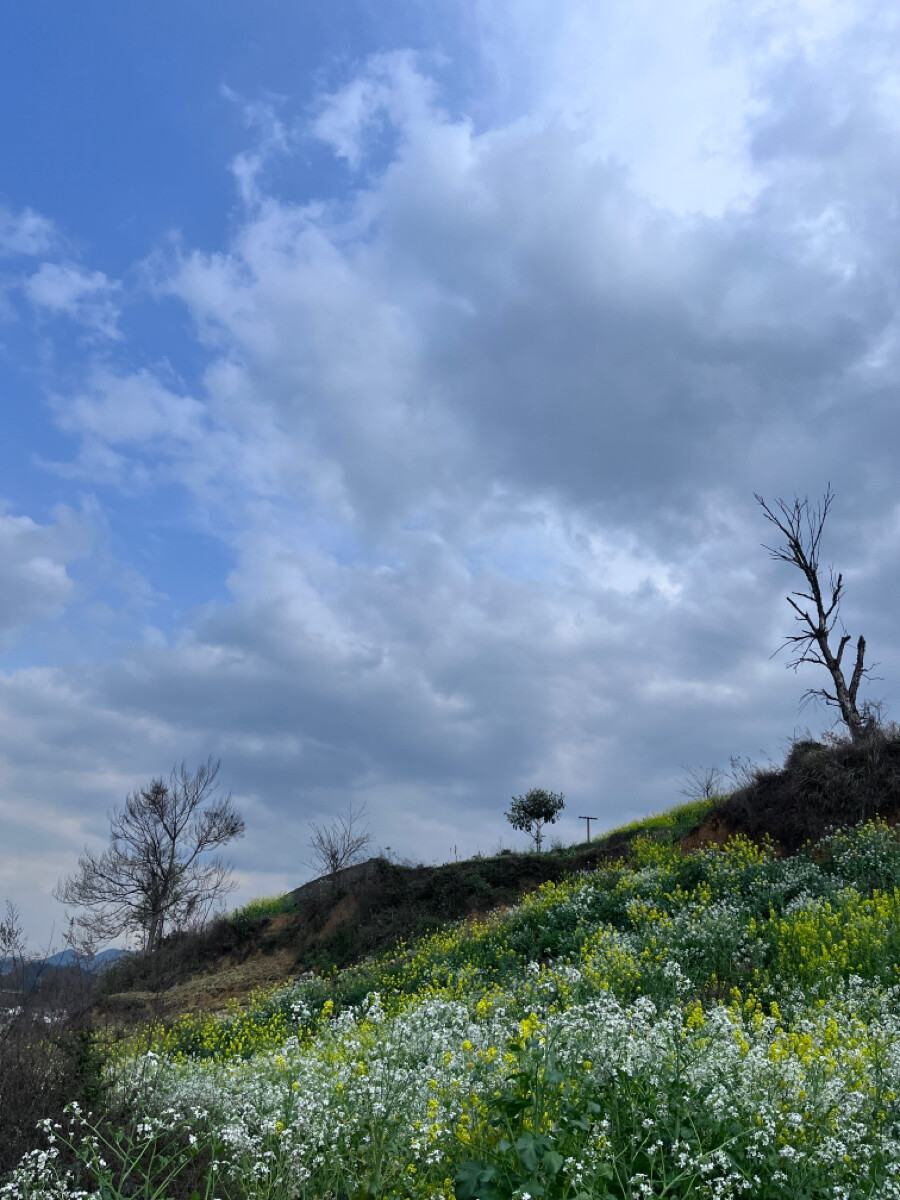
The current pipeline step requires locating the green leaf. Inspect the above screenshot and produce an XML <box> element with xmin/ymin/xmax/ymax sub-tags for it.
<box><xmin>455</xmin><ymin>1160</ymin><xmax>499</xmax><ymax>1200</ymax></box>
<box><xmin>499</xmin><ymin>1094</ymin><xmax>529</xmax><ymax>1120</ymax></box>
<box><xmin>543</xmin><ymin>1150</ymin><xmax>564</xmax><ymax>1177</ymax></box>
<box><xmin>516</xmin><ymin>1134</ymin><xmax>538</xmax><ymax>1172</ymax></box>
<box><xmin>565</xmin><ymin>1115</ymin><xmax>590</xmax><ymax>1131</ymax></box>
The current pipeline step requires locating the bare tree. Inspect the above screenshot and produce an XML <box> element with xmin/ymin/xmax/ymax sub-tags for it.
<box><xmin>0</xmin><ymin>901</ymin><xmax>49</xmax><ymax>1046</ymax></box>
<box><xmin>55</xmin><ymin>759</ymin><xmax>244</xmax><ymax>955</ymax></box>
<box><xmin>677</xmin><ymin>765</ymin><xmax>727</xmax><ymax>802</ymax></box>
<box><xmin>306</xmin><ymin>802</ymin><xmax>373</xmax><ymax>882</ymax></box>
<box><xmin>61</xmin><ymin>914</ymin><xmax>98</xmax><ymax>970</ymax></box>
<box><xmin>756</xmin><ymin>484</ymin><xmax>882</xmax><ymax>744</ymax></box>
<box><xmin>0</xmin><ymin>901</ymin><xmax>28</xmax><ymax>1015</ymax></box>
<box><xmin>0</xmin><ymin>901</ymin><xmax>26</xmax><ymax>972</ymax></box>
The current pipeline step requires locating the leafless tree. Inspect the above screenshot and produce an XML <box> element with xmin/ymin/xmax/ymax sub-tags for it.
<box><xmin>0</xmin><ymin>900</ymin><xmax>26</xmax><ymax>970</ymax></box>
<box><xmin>756</xmin><ymin>484</ymin><xmax>882</xmax><ymax>744</ymax></box>
<box><xmin>0</xmin><ymin>901</ymin><xmax>28</xmax><ymax>1011</ymax></box>
<box><xmin>727</xmin><ymin>754</ymin><xmax>763</xmax><ymax>792</ymax></box>
<box><xmin>55</xmin><ymin>759</ymin><xmax>244</xmax><ymax>955</ymax></box>
<box><xmin>306</xmin><ymin>802</ymin><xmax>373</xmax><ymax>882</ymax></box>
<box><xmin>677</xmin><ymin>765</ymin><xmax>727</xmax><ymax>802</ymax></box>
<box><xmin>61</xmin><ymin>914</ymin><xmax>98</xmax><ymax>969</ymax></box>
<box><xmin>0</xmin><ymin>901</ymin><xmax>48</xmax><ymax>1046</ymax></box>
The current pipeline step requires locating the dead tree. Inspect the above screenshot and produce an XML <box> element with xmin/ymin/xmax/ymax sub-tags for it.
<box><xmin>755</xmin><ymin>484</ymin><xmax>880</xmax><ymax>743</ymax></box>
<box><xmin>306</xmin><ymin>802</ymin><xmax>373</xmax><ymax>883</ymax></box>
<box><xmin>0</xmin><ymin>901</ymin><xmax>29</xmax><ymax>1038</ymax></box>
<box><xmin>677</xmin><ymin>765</ymin><xmax>726</xmax><ymax>802</ymax></box>
<box><xmin>55</xmin><ymin>759</ymin><xmax>244</xmax><ymax>954</ymax></box>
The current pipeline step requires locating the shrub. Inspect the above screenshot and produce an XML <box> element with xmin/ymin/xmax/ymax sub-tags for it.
<box><xmin>720</xmin><ymin>725</ymin><xmax>900</xmax><ymax>849</ymax></box>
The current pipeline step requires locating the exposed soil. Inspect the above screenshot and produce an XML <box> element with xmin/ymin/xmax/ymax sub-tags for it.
<box><xmin>679</xmin><ymin>812</ymin><xmax>743</xmax><ymax>853</ymax></box>
<box><xmin>317</xmin><ymin>892</ymin><xmax>359</xmax><ymax>939</ymax></box>
<box><xmin>101</xmin><ymin>948</ymin><xmax>304</xmax><ymax>1021</ymax></box>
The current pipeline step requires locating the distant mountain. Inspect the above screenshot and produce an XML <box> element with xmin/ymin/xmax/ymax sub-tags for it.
<box><xmin>1</xmin><ymin>948</ymin><xmax>129</xmax><ymax>975</ymax></box>
<box><xmin>43</xmin><ymin>948</ymin><xmax>130</xmax><ymax>971</ymax></box>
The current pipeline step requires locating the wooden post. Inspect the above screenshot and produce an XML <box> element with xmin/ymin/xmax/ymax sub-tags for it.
<box><xmin>579</xmin><ymin>815</ymin><xmax>598</xmax><ymax>843</ymax></box>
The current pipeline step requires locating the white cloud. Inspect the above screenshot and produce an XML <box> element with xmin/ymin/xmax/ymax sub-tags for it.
<box><xmin>0</xmin><ymin>506</ymin><xmax>94</xmax><ymax>647</ymax></box>
<box><xmin>465</xmin><ymin>0</ymin><xmax>765</xmax><ymax>216</ymax></box>
<box><xmin>0</xmin><ymin>205</ymin><xmax>121</xmax><ymax>334</ymax></box>
<box><xmin>24</xmin><ymin>262</ymin><xmax>121</xmax><ymax>338</ymax></box>
<box><xmin>222</xmin><ymin>87</ymin><xmax>293</xmax><ymax>206</ymax></box>
<box><xmin>0</xmin><ymin>207</ymin><xmax>58</xmax><ymax>258</ymax></box>
<box><xmin>57</xmin><ymin>368</ymin><xmax>206</xmax><ymax>446</ymax></box>
<box><xmin>311</xmin><ymin>51</ymin><xmax>444</xmax><ymax>168</ymax></box>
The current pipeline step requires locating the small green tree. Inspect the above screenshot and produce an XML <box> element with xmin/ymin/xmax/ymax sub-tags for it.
<box><xmin>506</xmin><ymin>788</ymin><xmax>565</xmax><ymax>852</ymax></box>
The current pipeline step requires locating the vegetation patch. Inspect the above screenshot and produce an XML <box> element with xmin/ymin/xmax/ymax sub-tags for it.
<box><xmin>98</xmin><ymin>799</ymin><xmax>714</xmax><ymax>1006</ymax></box>
<box><xmin>600</xmin><ymin>796</ymin><xmax>718</xmax><ymax>845</ymax></box>
<box><xmin>11</xmin><ymin>819</ymin><xmax>900</xmax><ymax>1200</ymax></box>
<box><xmin>716</xmin><ymin>725</ymin><xmax>900</xmax><ymax>850</ymax></box>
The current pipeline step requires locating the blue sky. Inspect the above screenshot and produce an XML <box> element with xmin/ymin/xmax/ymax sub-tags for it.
<box><xmin>3</xmin><ymin>0</ymin><xmax>900</xmax><ymax>945</ymax></box>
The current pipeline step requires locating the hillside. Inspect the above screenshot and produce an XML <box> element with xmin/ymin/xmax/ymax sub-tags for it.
<box><xmin>14</xmin><ymin>811</ymin><xmax>900</xmax><ymax>1199</ymax></box>
<box><xmin>9</xmin><ymin>725</ymin><xmax>900</xmax><ymax>1199</ymax></box>
<box><xmin>97</xmin><ymin>724</ymin><xmax>900</xmax><ymax>1023</ymax></box>
<box><xmin>97</xmin><ymin>798</ymin><xmax>715</xmax><ymax>1019</ymax></box>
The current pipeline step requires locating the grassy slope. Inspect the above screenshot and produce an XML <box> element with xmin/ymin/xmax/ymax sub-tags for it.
<box><xmin>98</xmin><ymin>799</ymin><xmax>717</xmax><ymax>1018</ymax></box>
<box><xmin>12</xmin><ymin>730</ymin><xmax>900</xmax><ymax>1199</ymax></box>
<box><xmin>99</xmin><ymin>713</ymin><xmax>900</xmax><ymax>1020</ymax></box>
<box><xmin>18</xmin><ymin>817</ymin><xmax>900</xmax><ymax>1200</ymax></box>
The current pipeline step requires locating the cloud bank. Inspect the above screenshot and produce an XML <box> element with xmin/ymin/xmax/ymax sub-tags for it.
<box><xmin>3</xmin><ymin>0</ymin><xmax>900</xmax><ymax>942</ymax></box>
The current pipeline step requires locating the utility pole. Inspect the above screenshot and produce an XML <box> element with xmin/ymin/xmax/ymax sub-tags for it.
<box><xmin>579</xmin><ymin>815</ymin><xmax>598</xmax><ymax>844</ymax></box>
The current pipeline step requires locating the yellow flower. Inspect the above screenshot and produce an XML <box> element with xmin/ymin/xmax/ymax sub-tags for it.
<box><xmin>685</xmin><ymin>1002</ymin><xmax>705</xmax><ymax>1031</ymax></box>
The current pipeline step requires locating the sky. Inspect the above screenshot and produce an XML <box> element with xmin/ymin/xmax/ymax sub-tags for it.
<box><xmin>2</xmin><ymin>0</ymin><xmax>900</xmax><ymax>947</ymax></box>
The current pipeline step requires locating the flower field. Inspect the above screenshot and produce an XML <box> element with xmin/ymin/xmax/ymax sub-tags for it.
<box><xmin>8</xmin><ymin>820</ymin><xmax>900</xmax><ymax>1200</ymax></box>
